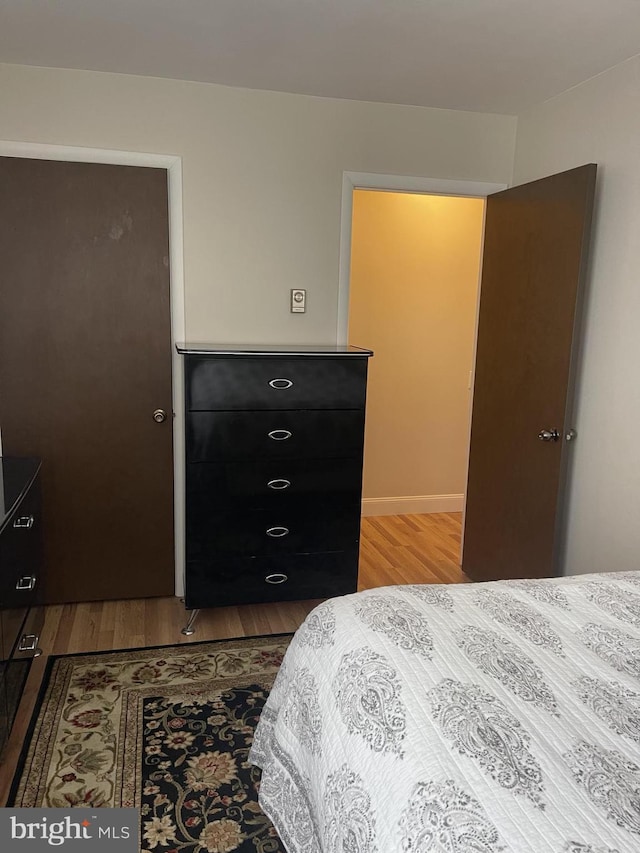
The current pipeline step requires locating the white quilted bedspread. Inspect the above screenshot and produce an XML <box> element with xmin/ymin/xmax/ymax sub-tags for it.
<box><xmin>249</xmin><ymin>572</ymin><xmax>640</xmax><ymax>853</ymax></box>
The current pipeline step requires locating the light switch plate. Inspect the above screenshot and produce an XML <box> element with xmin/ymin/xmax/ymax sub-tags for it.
<box><xmin>290</xmin><ymin>288</ymin><xmax>306</xmax><ymax>313</ymax></box>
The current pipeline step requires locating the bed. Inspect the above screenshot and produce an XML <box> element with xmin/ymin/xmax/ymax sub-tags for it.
<box><xmin>249</xmin><ymin>572</ymin><xmax>640</xmax><ymax>852</ymax></box>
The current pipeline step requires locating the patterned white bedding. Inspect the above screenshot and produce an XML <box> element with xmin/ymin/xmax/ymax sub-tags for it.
<box><xmin>249</xmin><ymin>572</ymin><xmax>640</xmax><ymax>853</ymax></box>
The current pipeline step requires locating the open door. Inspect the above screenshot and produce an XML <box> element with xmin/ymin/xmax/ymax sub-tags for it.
<box><xmin>463</xmin><ymin>164</ymin><xmax>597</xmax><ymax>582</ymax></box>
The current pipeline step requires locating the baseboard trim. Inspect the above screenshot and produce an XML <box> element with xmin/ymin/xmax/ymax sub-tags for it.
<box><xmin>362</xmin><ymin>494</ymin><xmax>464</xmax><ymax>516</ymax></box>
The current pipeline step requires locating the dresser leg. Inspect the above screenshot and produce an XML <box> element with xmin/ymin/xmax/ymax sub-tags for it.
<box><xmin>181</xmin><ymin>609</ymin><xmax>200</xmax><ymax>636</ymax></box>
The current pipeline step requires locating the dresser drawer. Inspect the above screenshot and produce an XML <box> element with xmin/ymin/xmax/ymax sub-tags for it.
<box><xmin>0</xmin><ymin>604</ymin><xmax>28</xmax><ymax>662</ymax></box>
<box><xmin>0</xmin><ymin>478</ymin><xmax>42</xmax><ymax>609</ymax></box>
<box><xmin>185</xmin><ymin>550</ymin><xmax>359</xmax><ymax>609</ymax></box>
<box><xmin>186</xmin><ymin>504</ymin><xmax>360</xmax><ymax>558</ymax></box>
<box><xmin>186</xmin><ymin>356</ymin><xmax>368</xmax><ymax>411</ymax></box>
<box><xmin>187</xmin><ymin>458</ymin><xmax>363</xmax><ymax>509</ymax></box>
<box><xmin>187</xmin><ymin>410</ymin><xmax>365</xmax><ymax>462</ymax></box>
<box><xmin>0</xmin><ymin>459</ymin><xmax>42</xmax><ymax>755</ymax></box>
<box><xmin>1</xmin><ymin>605</ymin><xmax>43</xmax><ymax>740</ymax></box>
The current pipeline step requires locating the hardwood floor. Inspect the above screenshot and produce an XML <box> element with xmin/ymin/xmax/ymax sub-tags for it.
<box><xmin>359</xmin><ymin>511</ymin><xmax>466</xmax><ymax>588</ymax></box>
<box><xmin>0</xmin><ymin>512</ymin><xmax>466</xmax><ymax>803</ymax></box>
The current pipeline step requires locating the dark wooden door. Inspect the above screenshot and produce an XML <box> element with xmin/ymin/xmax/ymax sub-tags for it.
<box><xmin>463</xmin><ymin>165</ymin><xmax>596</xmax><ymax>582</ymax></box>
<box><xmin>0</xmin><ymin>157</ymin><xmax>175</xmax><ymax>603</ymax></box>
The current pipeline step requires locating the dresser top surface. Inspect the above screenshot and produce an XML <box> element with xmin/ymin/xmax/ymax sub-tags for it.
<box><xmin>0</xmin><ymin>457</ymin><xmax>41</xmax><ymax>535</ymax></box>
<box><xmin>176</xmin><ymin>343</ymin><xmax>373</xmax><ymax>357</ymax></box>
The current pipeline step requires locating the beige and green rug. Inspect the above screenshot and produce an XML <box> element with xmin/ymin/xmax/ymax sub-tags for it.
<box><xmin>10</xmin><ymin>635</ymin><xmax>292</xmax><ymax>853</ymax></box>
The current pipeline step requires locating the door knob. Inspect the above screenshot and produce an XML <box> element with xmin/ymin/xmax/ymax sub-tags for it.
<box><xmin>152</xmin><ymin>409</ymin><xmax>167</xmax><ymax>423</ymax></box>
<box><xmin>538</xmin><ymin>428</ymin><xmax>560</xmax><ymax>442</ymax></box>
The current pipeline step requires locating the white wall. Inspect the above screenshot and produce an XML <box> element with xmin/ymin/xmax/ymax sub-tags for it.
<box><xmin>349</xmin><ymin>191</ymin><xmax>484</xmax><ymax>514</ymax></box>
<box><xmin>0</xmin><ymin>63</ymin><xmax>516</xmax><ymax>344</ymax></box>
<box><xmin>513</xmin><ymin>55</ymin><xmax>640</xmax><ymax>575</ymax></box>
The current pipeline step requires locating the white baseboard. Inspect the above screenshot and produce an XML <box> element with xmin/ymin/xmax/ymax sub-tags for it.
<box><xmin>362</xmin><ymin>494</ymin><xmax>464</xmax><ymax>516</ymax></box>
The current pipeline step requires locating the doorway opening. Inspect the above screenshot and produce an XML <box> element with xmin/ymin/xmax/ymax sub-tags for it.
<box><xmin>341</xmin><ymin>166</ymin><xmax>596</xmax><ymax>587</ymax></box>
<box><xmin>339</xmin><ymin>178</ymin><xmax>503</xmax><ymax>586</ymax></box>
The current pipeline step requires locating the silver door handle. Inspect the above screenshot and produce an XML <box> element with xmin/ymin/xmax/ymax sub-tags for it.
<box><xmin>13</xmin><ymin>515</ymin><xmax>34</xmax><ymax>528</ymax></box>
<box><xmin>538</xmin><ymin>429</ymin><xmax>560</xmax><ymax>442</ymax></box>
<box><xmin>267</xmin><ymin>479</ymin><xmax>291</xmax><ymax>490</ymax></box>
<box><xmin>153</xmin><ymin>408</ymin><xmax>167</xmax><ymax>423</ymax></box>
<box><xmin>265</xmin><ymin>573</ymin><xmax>288</xmax><ymax>584</ymax></box>
<box><xmin>266</xmin><ymin>526</ymin><xmax>289</xmax><ymax>538</ymax></box>
<box><xmin>268</xmin><ymin>378</ymin><xmax>293</xmax><ymax>390</ymax></box>
<box><xmin>16</xmin><ymin>575</ymin><xmax>37</xmax><ymax>591</ymax></box>
<box><xmin>267</xmin><ymin>429</ymin><xmax>292</xmax><ymax>441</ymax></box>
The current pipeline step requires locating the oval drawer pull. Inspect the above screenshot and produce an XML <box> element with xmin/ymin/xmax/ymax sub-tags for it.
<box><xmin>267</xmin><ymin>478</ymin><xmax>291</xmax><ymax>490</ymax></box>
<box><xmin>266</xmin><ymin>526</ymin><xmax>289</xmax><ymax>538</ymax></box>
<box><xmin>265</xmin><ymin>573</ymin><xmax>288</xmax><ymax>584</ymax></box>
<box><xmin>267</xmin><ymin>429</ymin><xmax>292</xmax><ymax>441</ymax></box>
<box><xmin>16</xmin><ymin>575</ymin><xmax>37</xmax><ymax>591</ymax></box>
<box><xmin>268</xmin><ymin>378</ymin><xmax>294</xmax><ymax>390</ymax></box>
<box><xmin>13</xmin><ymin>515</ymin><xmax>34</xmax><ymax>529</ymax></box>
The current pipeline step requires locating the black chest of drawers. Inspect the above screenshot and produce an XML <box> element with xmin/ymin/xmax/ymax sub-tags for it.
<box><xmin>0</xmin><ymin>457</ymin><xmax>43</xmax><ymax>753</ymax></box>
<box><xmin>178</xmin><ymin>344</ymin><xmax>373</xmax><ymax>610</ymax></box>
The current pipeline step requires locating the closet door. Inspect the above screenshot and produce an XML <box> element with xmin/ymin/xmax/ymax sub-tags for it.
<box><xmin>0</xmin><ymin>157</ymin><xmax>174</xmax><ymax>603</ymax></box>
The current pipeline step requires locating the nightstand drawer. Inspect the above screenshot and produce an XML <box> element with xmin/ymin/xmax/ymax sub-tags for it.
<box><xmin>187</xmin><ymin>410</ymin><xmax>365</xmax><ymax>462</ymax></box>
<box><xmin>186</xmin><ymin>356</ymin><xmax>368</xmax><ymax>411</ymax></box>
<box><xmin>185</xmin><ymin>550</ymin><xmax>359</xmax><ymax>609</ymax></box>
<box><xmin>186</xmin><ymin>505</ymin><xmax>360</xmax><ymax>558</ymax></box>
<box><xmin>186</xmin><ymin>458</ymin><xmax>363</xmax><ymax>509</ymax></box>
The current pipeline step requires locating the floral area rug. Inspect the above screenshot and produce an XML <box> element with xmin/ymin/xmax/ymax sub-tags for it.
<box><xmin>9</xmin><ymin>635</ymin><xmax>292</xmax><ymax>853</ymax></box>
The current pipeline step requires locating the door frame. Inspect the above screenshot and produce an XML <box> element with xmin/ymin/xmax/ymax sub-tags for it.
<box><xmin>0</xmin><ymin>140</ymin><xmax>186</xmax><ymax>597</ymax></box>
<box><xmin>336</xmin><ymin>172</ymin><xmax>507</xmax><ymax>539</ymax></box>
<box><xmin>337</xmin><ymin>172</ymin><xmax>507</xmax><ymax>344</ymax></box>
